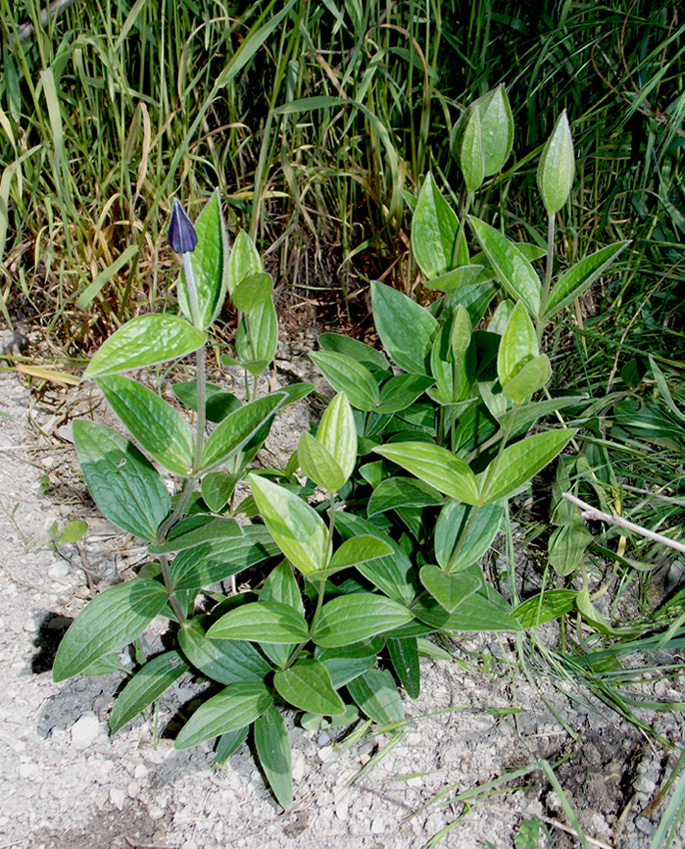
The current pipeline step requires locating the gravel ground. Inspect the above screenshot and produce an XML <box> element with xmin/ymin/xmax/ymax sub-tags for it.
<box><xmin>1</xmin><ymin>366</ymin><xmax>685</xmax><ymax>849</ymax></box>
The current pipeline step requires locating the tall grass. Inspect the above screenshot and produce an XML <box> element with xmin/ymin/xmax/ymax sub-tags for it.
<box><xmin>0</xmin><ymin>0</ymin><xmax>682</xmax><ymax>353</ymax></box>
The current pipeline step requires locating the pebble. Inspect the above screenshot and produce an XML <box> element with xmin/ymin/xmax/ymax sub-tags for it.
<box><xmin>48</xmin><ymin>560</ymin><xmax>71</xmax><ymax>581</ymax></box>
<box><xmin>127</xmin><ymin>781</ymin><xmax>140</xmax><ymax>798</ymax></box>
<box><xmin>633</xmin><ymin>775</ymin><xmax>656</xmax><ymax>795</ymax></box>
<box><xmin>18</xmin><ymin>762</ymin><xmax>39</xmax><ymax>780</ymax></box>
<box><xmin>371</xmin><ymin>816</ymin><xmax>386</xmax><ymax>834</ymax></box>
<box><xmin>318</xmin><ymin>746</ymin><xmax>334</xmax><ymax>763</ymax></box>
<box><xmin>635</xmin><ymin>816</ymin><xmax>657</xmax><ymax>837</ymax></box>
<box><xmin>335</xmin><ymin>800</ymin><xmax>349</xmax><ymax>821</ymax></box>
<box><xmin>109</xmin><ymin>788</ymin><xmax>125</xmax><ymax>810</ymax></box>
<box><xmin>70</xmin><ymin>712</ymin><xmax>100</xmax><ymax>750</ymax></box>
<box><xmin>134</xmin><ymin>764</ymin><xmax>149</xmax><ymax>779</ymax></box>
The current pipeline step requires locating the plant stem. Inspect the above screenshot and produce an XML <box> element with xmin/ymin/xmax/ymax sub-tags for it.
<box><xmin>158</xmin><ymin>554</ymin><xmax>186</xmax><ymax>624</ymax></box>
<box><xmin>538</xmin><ymin>211</ymin><xmax>556</xmax><ymax>337</ymax></box>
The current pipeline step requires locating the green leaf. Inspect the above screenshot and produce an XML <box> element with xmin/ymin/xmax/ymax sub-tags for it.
<box><xmin>497</xmin><ymin>301</ymin><xmax>538</xmax><ymax>387</ymax></box>
<box><xmin>544</xmin><ymin>241</ymin><xmax>629</xmax><ymax>320</ymax></box>
<box><xmin>476</xmin><ymin>84</ymin><xmax>514</xmax><ymax>176</ymax></box>
<box><xmin>316</xmin><ymin>643</ymin><xmax>378</xmax><ymax>689</ymax></box>
<box><xmin>109</xmin><ymin>651</ymin><xmax>188</xmax><ymax>734</ymax></box>
<box><xmin>227</xmin><ymin>229</ymin><xmax>262</xmax><ymax>295</ymax></box>
<box><xmin>173</xmin><ymin>381</ymin><xmax>242</xmax><ymax>422</ymax></box>
<box><xmin>424</xmin><ymin>265</ymin><xmax>484</xmax><ymax>293</ymax></box>
<box><xmin>249</xmin><ymin>474</ymin><xmax>329</xmax><ymax>576</ymax></box>
<box><xmin>207</xmin><ymin>602</ymin><xmax>309</xmax><ymax>644</ymax></box>
<box><xmin>335</xmin><ymin>513</ymin><xmax>416</xmax><ymax>605</ymax></box>
<box><xmin>537</xmin><ymin>110</ymin><xmax>575</xmax><ymax>216</ymax></box>
<box><xmin>376</xmin><ymin>375</ymin><xmax>434</xmax><ymax>414</ymax></box>
<box><xmin>411</xmin><ymin>172</ymin><xmax>460</xmax><ymax>277</ymax></box>
<box><xmin>178</xmin><ymin>190</ymin><xmax>227</xmax><ymax>328</ymax></box>
<box><xmin>452</xmin><ymin>105</ymin><xmax>484</xmax><ymax>192</ymax></box>
<box><xmin>318</xmin><ymin>332</ymin><xmax>389</xmax><ymax>372</ymax></box>
<box><xmin>327</xmin><ymin>535</ymin><xmax>393</xmax><ymax>571</ymax></box>
<box><xmin>468</xmin><ymin>218</ymin><xmax>541</xmax><ymax>317</ymax></box>
<box><xmin>73</xmin><ymin>421</ymin><xmax>169</xmax><ymax>542</ymax></box>
<box><xmin>274</xmin><ymin>658</ymin><xmax>345</xmax><ymax>716</ymax></box>
<box><xmin>317</xmin><ymin>392</ymin><xmax>357</xmax><ymax>482</ymax></box>
<box><xmin>202</xmin><ymin>391</ymin><xmax>287</xmax><ymax>470</ymax></box>
<box><xmin>312</xmin><ymin>594</ymin><xmax>413</xmax><ymax>648</ymax></box>
<box><xmin>260</xmin><ymin>560</ymin><xmax>304</xmax><ymax>615</ymax></box>
<box><xmin>374</xmin><ymin>442</ymin><xmax>480</xmax><ymax>505</ymax></box>
<box><xmin>450</xmin><ymin>304</ymin><xmax>472</xmax><ymax>357</ymax></box>
<box><xmin>232</xmin><ymin>271</ymin><xmax>273</xmax><ymax>312</ymax></box>
<box><xmin>58</xmin><ymin>519</ymin><xmax>88</xmax><ymax>544</ymax></box>
<box><xmin>214</xmin><ymin>728</ymin><xmax>248</xmax><ymax>765</ymax></box>
<box><xmin>479</xmin><ymin>429</ymin><xmax>576</xmax><ymax>504</ymax></box>
<box><xmin>549</xmin><ymin>520</ymin><xmax>592</xmax><ymax>576</ymax></box>
<box><xmin>235</xmin><ymin>295</ymin><xmax>278</xmax><ymax>376</ymax></box>
<box><xmin>53</xmin><ymin>579</ymin><xmax>169</xmax><ymax>681</ymax></box>
<box><xmin>387</xmin><ymin>637</ymin><xmax>420</xmax><ymax>699</ymax></box>
<box><xmin>502</xmin><ymin>354</ymin><xmax>551</xmax><ymax>404</ymax></box>
<box><xmin>420</xmin><ymin>563</ymin><xmax>481</xmax><ymax>613</ymax></box>
<box><xmin>175</xmin><ymin>682</ymin><xmax>272</xmax><ymax>750</ymax></box>
<box><xmin>309</xmin><ymin>351</ymin><xmax>379</xmax><ymax>411</ymax></box>
<box><xmin>347</xmin><ymin>668</ymin><xmax>403</xmax><ymax>724</ymax></box>
<box><xmin>254</xmin><ymin>707</ymin><xmax>292</xmax><ymax>809</ymax></box>
<box><xmin>178</xmin><ymin>616</ymin><xmax>272</xmax><ymax>684</ymax></box>
<box><xmin>500</xmin><ymin>395</ymin><xmax>584</xmax><ymax>432</ymax></box>
<box><xmin>298</xmin><ymin>432</ymin><xmax>345</xmax><ymax>492</ymax></box>
<box><xmin>201</xmin><ymin>472</ymin><xmax>238</xmax><ymax>512</ymax></box>
<box><xmin>371</xmin><ymin>281</ymin><xmax>438</xmax><ymax>374</ymax></box>
<box><xmin>84</xmin><ymin>315</ymin><xmax>206</xmax><ymax>378</ymax></box>
<box><xmin>412</xmin><ymin>592</ymin><xmax>522</xmax><ymax>632</ymax></box>
<box><xmin>368</xmin><ymin>477</ymin><xmax>445</xmax><ymax>517</ymax></box>
<box><xmin>170</xmin><ymin>526</ymin><xmax>279</xmax><ymax>589</ymax></box>
<box><xmin>435</xmin><ymin>501</ymin><xmax>504</xmax><ymax>572</ymax></box>
<box><xmin>151</xmin><ymin>516</ymin><xmax>242</xmax><ymax>553</ymax></box>
<box><xmin>97</xmin><ymin>375</ymin><xmax>194</xmax><ymax>475</ymax></box>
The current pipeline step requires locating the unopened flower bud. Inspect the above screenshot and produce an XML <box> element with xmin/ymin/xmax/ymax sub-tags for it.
<box><xmin>167</xmin><ymin>198</ymin><xmax>198</xmax><ymax>254</ymax></box>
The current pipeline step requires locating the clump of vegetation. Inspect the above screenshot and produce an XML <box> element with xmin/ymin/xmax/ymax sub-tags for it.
<box><xmin>53</xmin><ymin>87</ymin><xmax>635</xmax><ymax>807</ymax></box>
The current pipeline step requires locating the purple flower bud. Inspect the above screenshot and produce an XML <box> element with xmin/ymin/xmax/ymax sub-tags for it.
<box><xmin>167</xmin><ymin>198</ymin><xmax>198</xmax><ymax>254</ymax></box>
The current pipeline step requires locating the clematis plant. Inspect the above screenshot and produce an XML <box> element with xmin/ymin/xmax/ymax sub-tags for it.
<box><xmin>53</xmin><ymin>88</ymin><xmax>626</xmax><ymax>809</ymax></box>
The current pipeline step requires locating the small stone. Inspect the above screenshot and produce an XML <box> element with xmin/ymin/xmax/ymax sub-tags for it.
<box><xmin>318</xmin><ymin>746</ymin><xmax>334</xmax><ymax>763</ymax></box>
<box><xmin>147</xmin><ymin>805</ymin><xmax>167</xmax><ymax>821</ymax></box>
<box><xmin>22</xmin><ymin>617</ymin><xmax>38</xmax><ymax>633</ymax></box>
<box><xmin>371</xmin><ymin>817</ymin><xmax>386</xmax><ymax>834</ymax></box>
<box><xmin>110</xmin><ymin>788</ymin><xmax>125</xmax><ymax>811</ymax></box>
<box><xmin>291</xmin><ymin>752</ymin><xmax>306</xmax><ymax>782</ymax></box>
<box><xmin>407</xmin><ymin>776</ymin><xmax>423</xmax><ymax>788</ymax></box>
<box><xmin>48</xmin><ymin>561</ymin><xmax>71</xmax><ymax>581</ymax></box>
<box><xmin>71</xmin><ymin>712</ymin><xmax>100</xmax><ymax>750</ymax></box>
<box><xmin>18</xmin><ymin>762</ymin><xmax>39</xmax><ymax>780</ymax></box>
<box><xmin>335</xmin><ymin>801</ymin><xmax>349</xmax><ymax>821</ymax></box>
<box><xmin>134</xmin><ymin>764</ymin><xmax>149</xmax><ymax>779</ymax></box>
<box><xmin>635</xmin><ymin>817</ymin><xmax>657</xmax><ymax>837</ymax></box>
<box><xmin>634</xmin><ymin>775</ymin><xmax>656</xmax><ymax>795</ymax></box>
<box><xmin>127</xmin><ymin>781</ymin><xmax>140</xmax><ymax>798</ymax></box>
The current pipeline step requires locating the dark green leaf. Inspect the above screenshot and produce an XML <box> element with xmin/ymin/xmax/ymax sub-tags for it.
<box><xmin>175</xmin><ymin>682</ymin><xmax>272</xmax><ymax>749</ymax></box>
<box><xmin>73</xmin><ymin>421</ymin><xmax>169</xmax><ymax>542</ymax></box>
<box><xmin>109</xmin><ymin>651</ymin><xmax>188</xmax><ymax>734</ymax></box>
<box><xmin>513</xmin><ymin>590</ymin><xmax>577</xmax><ymax>628</ymax></box>
<box><xmin>309</xmin><ymin>351</ymin><xmax>379</xmax><ymax>411</ymax></box>
<box><xmin>420</xmin><ymin>563</ymin><xmax>482</xmax><ymax>613</ymax></box>
<box><xmin>178</xmin><ymin>616</ymin><xmax>272</xmax><ymax>685</ymax></box>
<box><xmin>97</xmin><ymin>375</ymin><xmax>194</xmax><ymax>475</ymax></box>
<box><xmin>254</xmin><ymin>706</ymin><xmax>292</xmax><ymax>808</ymax></box>
<box><xmin>274</xmin><ymin>658</ymin><xmax>345</xmax><ymax>716</ymax></box>
<box><xmin>214</xmin><ymin>727</ymin><xmax>248</xmax><ymax>765</ymax></box>
<box><xmin>348</xmin><ymin>668</ymin><xmax>403</xmax><ymax>724</ymax></box>
<box><xmin>312</xmin><ymin>594</ymin><xmax>413</xmax><ymax>648</ymax></box>
<box><xmin>172</xmin><ymin>381</ymin><xmax>242</xmax><ymax>423</ymax></box>
<box><xmin>388</xmin><ymin>637</ymin><xmax>420</xmax><ymax>698</ymax></box>
<box><xmin>368</xmin><ymin>476</ymin><xmax>445</xmax><ymax>517</ymax></box>
<box><xmin>376</xmin><ymin>375</ymin><xmax>434</xmax><ymax>414</ymax></box>
<box><xmin>53</xmin><ymin>579</ymin><xmax>169</xmax><ymax>681</ymax></box>
<box><xmin>411</xmin><ymin>172</ymin><xmax>460</xmax><ymax>277</ymax></box>
<box><xmin>371</xmin><ymin>281</ymin><xmax>438</xmax><ymax>374</ymax></box>
<box><xmin>435</xmin><ymin>501</ymin><xmax>504</xmax><ymax>572</ymax></box>
<box><xmin>201</xmin><ymin>391</ymin><xmax>288</xmax><ymax>471</ymax></box>
<box><xmin>318</xmin><ymin>332</ymin><xmax>389</xmax><ymax>372</ymax></box>
<box><xmin>207</xmin><ymin>602</ymin><xmax>309</xmax><ymax>644</ymax></box>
